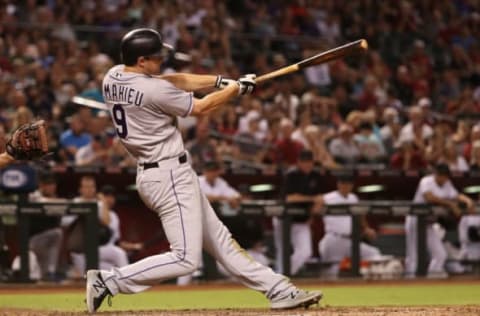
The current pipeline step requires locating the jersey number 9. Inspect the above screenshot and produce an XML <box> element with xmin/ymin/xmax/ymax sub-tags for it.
<box><xmin>113</xmin><ymin>104</ymin><xmax>128</xmax><ymax>138</ymax></box>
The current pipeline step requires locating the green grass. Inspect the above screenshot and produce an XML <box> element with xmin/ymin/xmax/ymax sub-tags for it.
<box><xmin>0</xmin><ymin>284</ymin><xmax>479</xmax><ymax>311</ymax></box>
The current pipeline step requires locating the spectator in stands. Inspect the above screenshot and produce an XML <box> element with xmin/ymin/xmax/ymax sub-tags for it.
<box><xmin>318</xmin><ymin>173</ymin><xmax>382</xmax><ymax>277</ymax></box>
<box><xmin>329</xmin><ymin>123</ymin><xmax>360</xmax><ymax>165</ymax></box>
<box><xmin>406</xmin><ymin>164</ymin><xmax>475</xmax><ymax>278</ymax></box>
<box><xmin>425</xmin><ymin>123</ymin><xmax>448</xmax><ymax>165</ymax></box>
<box><xmin>10</xmin><ymin>105</ymin><xmax>33</xmax><ymax>132</ymax></box>
<box><xmin>303</xmin><ymin>125</ymin><xmax>340</xmax><ymax>170</ymax></box>
<box><xmin>469</xmin><ymin>140</ymin><xmax>480</xmax><ymax>170</ymax></box>
<box><xmin>28</xmin><ymin>171</ymin><xmax>65</xmax><ymax>281</ymax></box>
<box><xmin>274</xmin><ymin>79</ymin><xmax>301</xmax><ymax>122</ymax></box>
<box><xmin>311</xmin><ymin>96</ymin><xmax>341</xmax><ymax>129</ymax></box>
<box><xmin>357</xmin><ymin>75</ymin><xmax>381</xmax><ymax>111</ymax></box>
<box><xmin>75</xmin><ymin>133</ymin><xmax>110</xmax><ymax>166</ymax></box>
<box><xmin>354</xmin><ymin>121</ymin><xmax>387</xmax><ymax>163</ymax></box>
<box><xmin>463</xmin><ymin>124</ymin><xmax>480</xmax><ymax>162</ymax></box>
<box><xmin>107</xmin><ymin>137</ymin><xmax>137</xmax><ymax>168</ymax></box>
<box><xmin>417</xmin><ymin>97</ymin><xmax>435</xmax><ymax>126</ymax></box>
<box><xmin>234</xmin><ymin>115</ymin><xmax>268</xmax><ymax>164</ymax></box>
<box><xmin>273</xmin><ymin>150</ymin><xmax>322</xmax><ymax>275</ymax></box>
<box><xmin>380</xmin><ymin>107</ymin><xmax>402</xmax><ymax>154</ymax></box>
<box><xmin>291</xmin><ymin>110</ymin><xmax>313</xmax><ymax>148</ymax></box>
<box><xmin>274</xmin><ymin>118</ymin><xmax>304</xmax><ymax>167</ymax></box>
<box><xmin>59</xmin><ymin>114</ymin><xmax>92</xmax><ymax>163</ymax></box>
<box><xmin>390</xmin><ymin>138</ymin><xmax>427</xmax><ymax>172</ymax></box>
<box><xmin>186</xmin><ymin>117</ymin><xmax>217</xmax><ymax>173</ymax></box>
<box><xmin>399</xmin><ymin>106</ymin><xmax>433</xmax><ymax>151</ymax></box>
<box><xmin>217</xmin><ymin>106</ymin><xmax>239</xmax><ymax>137</ymax></box>
<box><xmin>451</xmin><ymin>120</ymin><xmax>471</xmax><ymax>151</ymax></box>
<box><xmin>438</xmin><ymin>138</ymin><xmax>469</xmax><ymax>172</ymax></box>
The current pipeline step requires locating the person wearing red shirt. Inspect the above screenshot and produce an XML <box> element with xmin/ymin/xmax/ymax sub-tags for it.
<box><xmin>275</xmin><ymin>118</ymin><xmax>304</xmax><ymax>167</ymax></box>
<box><xmin>390</xmin><ymin>139</ymin><xmax>427</xmax><ymax>171</ymax></box>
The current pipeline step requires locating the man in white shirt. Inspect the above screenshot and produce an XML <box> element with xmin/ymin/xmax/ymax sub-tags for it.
<box><xmin>398</xmin><ymin>106</ymin><xmax>433</xmax><ymax>146</ymax></box>
<box><xmin>198</xmin><ymin>160</ymin><xmax>241</xmax><ymax>212</ymax></box>
<box><xmin>68</xmin><ymin>177</ymin><xmax>138</xmax><ymax>277</ymax></box>
<box><xmin>406</xmin><ymin>164</ymin><xmax>474</xmax><ymax>277</ymax></box>
<box><xmin>28</xmin><ymin>172</ymin><xmax>65</xmax><ymax>281</ymax></box>
<box><xmin>318</xmin><ymin>174</ymin><xmax>381</xmax><ymax>277</ymax></box>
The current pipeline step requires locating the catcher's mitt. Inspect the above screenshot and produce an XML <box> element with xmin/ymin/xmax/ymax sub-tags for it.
<box><xmin>6</xmin><ymin>120</ymin><xmax>49</xmax><ymax>160</ymax></box>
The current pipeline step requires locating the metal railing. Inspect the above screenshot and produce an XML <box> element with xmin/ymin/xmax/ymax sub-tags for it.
<box><xmin>0</xmin><ymin>201</ymin><xmax>98</xmax><ymax>282</ymax></box>
<box><xmin>224</xmin><ymin>200</ymin><xmax>480</xmax><ymax>277</ymax></box>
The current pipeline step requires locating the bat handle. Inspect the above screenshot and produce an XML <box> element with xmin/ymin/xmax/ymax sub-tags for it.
<box><xmin>255</xmin><ymin>64</ymin><xmax>300</xmax><ymax>83</ymax></box>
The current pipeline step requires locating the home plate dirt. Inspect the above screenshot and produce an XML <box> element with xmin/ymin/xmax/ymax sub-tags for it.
<box><xmin>2</xmin><ymin>306</ymin><xmax>480</xmax><ymax>316</ymax></box>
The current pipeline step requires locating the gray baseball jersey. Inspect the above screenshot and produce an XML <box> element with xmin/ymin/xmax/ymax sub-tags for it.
<box><xmin>102</xmin><ymin>65</ymin><xmax>193</xmax><ymax>163</ymax></box>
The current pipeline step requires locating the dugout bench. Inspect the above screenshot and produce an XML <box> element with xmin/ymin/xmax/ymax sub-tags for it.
<box><xmin>224</xmin><ymin>200</ymin><xmax>480</xmax><ymax>277</ymax></box>
<box><xmin>0</xmin><ymin>201</ymin><xmax>98</xmax><ymax>282</ymax></box>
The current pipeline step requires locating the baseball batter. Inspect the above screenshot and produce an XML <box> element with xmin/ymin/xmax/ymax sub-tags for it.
<box><xmin>86</xmin><ymin>28</ymin><xmax>321</xmax><ymax>313</ymax></box>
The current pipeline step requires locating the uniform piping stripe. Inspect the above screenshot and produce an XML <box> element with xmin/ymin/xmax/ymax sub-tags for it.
<box><xmin>109</xmin><ymin>170</ymin><xmax>187</xmax><ymax>281</ymax></box>
<box><xmin>266</xmin><ymin>278</ymin><xmax>287</xmax><ymax>299</ymax></box>
<box><xmin>108</xmin><ymin>74</ymin><xmax>148</xmax><ymax>81</ymax></box>
<box><xmin>183</xmin><ymin>92</ymin><xmax>193</xmax><ymax>117</ymax></box>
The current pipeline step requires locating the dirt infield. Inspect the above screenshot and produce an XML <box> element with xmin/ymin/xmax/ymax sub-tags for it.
<box><xmin>2</xmin><ymin>306</ymin><xmax>480</xmax><ymax>316</ymax></box>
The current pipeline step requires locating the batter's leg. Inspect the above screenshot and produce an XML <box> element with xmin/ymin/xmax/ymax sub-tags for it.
<box><xmin>199</xmin><ymin>191</ymin><xmax>295</xmax><ymax>299</ymax></box>
<box><xmin>100</xmin><ymin>167</ymin><xmax>203</xmax><ymax>295</ymax></box>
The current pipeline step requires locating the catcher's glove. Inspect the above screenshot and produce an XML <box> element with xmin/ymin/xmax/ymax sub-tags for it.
<box><xmin>6</xmin><ymin>120</ymin><xmax>49</xmax><ymax>160</ymax></box>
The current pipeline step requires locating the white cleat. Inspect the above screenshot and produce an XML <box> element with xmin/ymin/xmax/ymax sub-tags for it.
<box><xmin>85</xmin><ymin>269</ymin><xmax>112</xmax><ymax>313</ymax></box>
<box><xmin>270</xmin><ymin>289</ymin><xmax>323</xmax><ymax>310</ymax></box>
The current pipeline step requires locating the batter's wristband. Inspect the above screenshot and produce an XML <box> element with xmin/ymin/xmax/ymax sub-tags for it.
<box><xmin>215</xmin><ymin>75</ymin><xmax>223</xmax><ymax>88</ymax></box>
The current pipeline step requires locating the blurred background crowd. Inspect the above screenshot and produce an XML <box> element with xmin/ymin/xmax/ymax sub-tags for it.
<box><xmin>1</xmin><ymin>0</ymin><xmax>480</xmax><ymax>173</ymax></box>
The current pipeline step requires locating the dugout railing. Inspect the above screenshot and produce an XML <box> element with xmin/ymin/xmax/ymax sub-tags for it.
<box><xmin>225</xmin><ymin>200</ymin><xmax>480</xmax><ymax>277</ymax></box>
<box><xmin>0</xmin><ymin>201</ymin><xmax>98</xmax><ymax>282</ymax></box>
<box><xmin>6</xmin><ymin>200</ymin><xmax>479</xmax><ymax>281</ymax></box>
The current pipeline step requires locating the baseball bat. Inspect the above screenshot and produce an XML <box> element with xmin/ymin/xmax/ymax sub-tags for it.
<box><xmin>72</xmin><ymin>96</ymin><xmax>108</xmax><ymax>111</ymax></box>
<box><xmin>255</xmin><ymin>39</ymin><xmax>368</xmax><ymax>83</ymax></box>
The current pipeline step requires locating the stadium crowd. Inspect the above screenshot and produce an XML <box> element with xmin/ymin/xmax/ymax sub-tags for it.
<box><xmin>1</xmin><ymin>0</ymin><xmax>480</xmax><ymax>173</ymax></box>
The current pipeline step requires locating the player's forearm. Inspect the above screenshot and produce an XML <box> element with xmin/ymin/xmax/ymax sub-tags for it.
<box><xmin>191</xmin><ymin>83</ymin><xmax>238</xmax><ymax>115</ymax></box>
<box><xmin>423</xmin><ymin>192</ymin><xmax>455</xmax><ymax>208</ymax></box>
<box><xmin>157</xmin><ymin>73</ymin><xmax>217</xmax><ymax>92</ymax></box>
<box><xmin>0</xmin><ymin>152</ymin><xmax>14</xmax><ymax>168</ymax></box>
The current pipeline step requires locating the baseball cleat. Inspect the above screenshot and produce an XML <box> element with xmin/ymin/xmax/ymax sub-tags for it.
<box><xmin>270</xmin><ymin>289</ymin><xmax>323</xmax><ymax>310</ymax></box>
<box><xmin>86</xmin><ymin>269</ymin><xmax>112</xmax><ymax>313</ymax></box>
